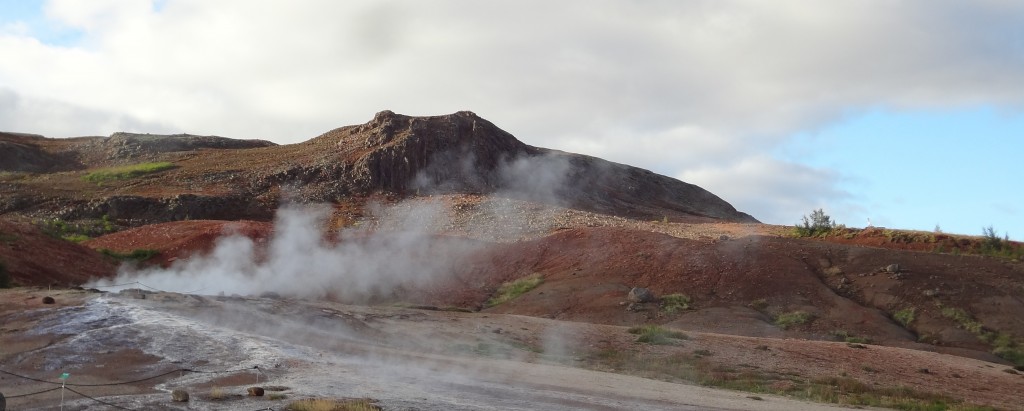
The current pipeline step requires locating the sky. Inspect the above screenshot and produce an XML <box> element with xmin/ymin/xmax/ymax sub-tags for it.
<box><xmin>1</xmin><ymin>0</ymin><xmax>1021</xmax><ymax>239</ymax></box>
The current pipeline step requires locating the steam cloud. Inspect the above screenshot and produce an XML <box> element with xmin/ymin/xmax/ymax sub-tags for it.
<box><xmin>89</xmin><ymin>151</ymin><xmax>574</xmax><ymax>300</ymax></box>
<box><xmin>91</xmin><ymin>202</ymin><xmax>476</xmax><ymax>299</ymax></box>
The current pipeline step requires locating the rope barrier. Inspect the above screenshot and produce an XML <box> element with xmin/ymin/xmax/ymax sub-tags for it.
<box><xmin>64</xmin><ymin>387</ymin><xmax>133</xmax><ymax>410</ymax></box>
<box><xmin>2</xmin><ymin>366</ymin><xmax>274</xmax><ymax>410</ymax></box>
<box><xmin>86</xmin><ymin>280</ymin><xmax>207</xmax><ymax>295</ymax></box>
<box><xmin>87</xmin><ymin>281</ymin><xmax>143</xmax><ymax>288</ymax></box>
<box><xmin>3</xmin><ymin>386</ymin><xmax>63</xmax><ymax>398</ymax></box>
<box><xmin>0</xmin><ymin>365</ymin><xmax>261</xmax><ymax>387</ymax></box>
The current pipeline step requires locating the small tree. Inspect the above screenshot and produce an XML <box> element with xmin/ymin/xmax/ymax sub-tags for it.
<box><xmin>796</xmin><ymin>208</ymin><xmax>837</xmax><ymax>237</ymax></box>
<box><xmin>982</xmin><ymin>226</ymin><xmax>1004</xmax><ymax>251</ymax></box>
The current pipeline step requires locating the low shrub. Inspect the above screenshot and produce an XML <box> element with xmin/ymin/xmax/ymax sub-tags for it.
<box><xmin>748</xmin><ymin>298</ymin><xmax>768</xmax><ymax>311</ymax></box>
<box><xmin>831</xmin><ymin>330</ymin><xmax>871</xmax><ymax>344</ymax></box>
<box><xmin>628</xmin><ymin>324</ymin><xmax>689</xmax><ymax>345</ymax></box>
<box><xmin>485</xmin><ymin>273</ymin><xmax>542</xmax><ymax>307</ymax></box>
<box><xmin>893</xmin><ymin>307</ymin><xmax>916</xmax><ymax>328</ymax></box>
<box><xmin>774</xmin><ymin>311</ymin><xmax>815</xmax><ymax>329</ymax></box>
<box><xmin>941</xmin><ymin>307</ymin><xmax>983</xmax><ymax>334</ymax></box>
<box><xmin>661</xmin><ymin>293</ymin><xmax>692</xmax><ymax>313</ymax></box>
<box><xmin>209</xmin><ymin>387</ymin><xmax>227</xmax><ymax>400</ymax></box>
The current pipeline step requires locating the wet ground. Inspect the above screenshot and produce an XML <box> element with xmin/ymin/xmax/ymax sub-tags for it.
<box><xmin>1</xmin><ymin>289</ymin><xmax>868</xmax><ymax>411</ymax></box>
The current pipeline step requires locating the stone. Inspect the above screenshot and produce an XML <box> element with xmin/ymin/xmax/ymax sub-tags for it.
<box><xmin>246</xmin><ymin>387</ymin><xmax>264</xmax><ymax>397</ymax></box>
<box><xmin>885</xmin><ymin>264</ymin><xmax>900</xmax><ymax>273</ymax></box>
<box><xmin>41</xmin><ymin>296</ymin><xmax>55</xmax><ymax>304</ymax></box>
<box><xmin>627</xmin><ymin>287</ymin><xmax>655</xmax><ymax>303</ymax></box>
<box><xmin>171</xmin><ymin>389</ymin><xmax>189</xmax><ymax>402</ymax></box>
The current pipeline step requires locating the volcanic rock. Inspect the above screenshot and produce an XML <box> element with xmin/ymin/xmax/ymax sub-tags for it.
<box><xmin>627</xmin><ymin>287</ymin><xmax>655</xmax><ymax>303</ymax></box>
<box><xmin>171</xmin><ymin>389</ymin><xmax>189</xmax><ymax>402</ymax></box>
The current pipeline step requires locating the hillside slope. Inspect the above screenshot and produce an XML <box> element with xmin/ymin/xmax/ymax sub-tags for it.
<box><xmin>0</xmin><ymin>111</ymin><xmax>755</xmax><ymax>225</ymax></box>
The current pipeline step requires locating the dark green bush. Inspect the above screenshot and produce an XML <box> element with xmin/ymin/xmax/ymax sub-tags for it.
<box><xmin>794</xmin><ymin>209</ymin><xmax>837</xmax><ymax>237</ymax></box>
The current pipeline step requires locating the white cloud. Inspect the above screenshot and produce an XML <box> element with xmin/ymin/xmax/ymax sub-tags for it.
<box><xmin>679</xmin><ymin>155</ymin><xmax>858</xmax><ymax>225</ymax></box>
<box><xmin>1</xmin><ymin>0</ymin><xmax>1023</xmax><ymax>221</ymax></box>
<box><xmin>0</xmin><ymin>87</ymin><xmax>174</xmax><ymax>136</ymax></box>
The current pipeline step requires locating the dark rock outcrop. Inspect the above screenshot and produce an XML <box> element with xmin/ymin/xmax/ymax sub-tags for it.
<box><xmin>0</xmin><ymin>133</ymin><xmax>81</xmax><ymax>173</ymax></box>
<box><xmin>103</xmin><ymin>132</ymin><xmax>276</xmax><ymax>159</ymax></box>
<box><xmin>304</xmin><ymin>111</ymin><xmax>757</xmax><ymax>222</ymax></box>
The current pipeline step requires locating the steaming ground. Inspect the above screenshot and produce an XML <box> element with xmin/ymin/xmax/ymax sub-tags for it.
<box><xmin>88</xmin><ymin>201</ymin><xmax>482</xmax><ymax>300</ymax></box>
<box><xmin>2</xmin><ymin>290</ymin><xmax>858</xmax><ymax>411</ymax></box>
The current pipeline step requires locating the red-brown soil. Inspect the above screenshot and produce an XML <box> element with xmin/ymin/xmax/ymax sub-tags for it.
<box><xmin>83</xmin><ymin>220</ymin><xmax>273</xmax><ymax>267</ymax></box>
<box><xmin>0</xmin><ymin>219</ymin><xmax>117</xmax><ymax>286</ymax></box>
<box><xmin>443</xmin><ymin>226</ymin><xmax>1024</xmax><ymax>360</ymax></box>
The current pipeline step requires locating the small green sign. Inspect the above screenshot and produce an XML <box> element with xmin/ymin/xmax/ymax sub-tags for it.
<box><xmin>60</xmin><ymin>373</ymin><xmax>69</xmax><ymax>380</ymax></box>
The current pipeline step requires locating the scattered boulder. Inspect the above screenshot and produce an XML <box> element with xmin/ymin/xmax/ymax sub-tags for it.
<box><xmin>627</xmin><ymin>287</ymin><xmax>655</xmax><ymax>303</ymax></box>
<box><xmin>171</xmin><ymin>389</ymin><xmax>189</xmax><ymax>402</ymax></box>
<box><xmin>247</xmin><ymin>387</ymin><xmax>265</xmax><ymax>397</ymax></box>
<box><xmin>719</xmin><ymin>235</ymin><xmax>730</xmax><ymax>241</ymax></box>
<box><xmin>885</xmin><ymin>264</ymin><xmax>900</xmax><ymax>273</ymax></box>
<box><xmin>41</xmin><ymin>296</ymin><xmax>55</xmax><ymax>304</ymax></box>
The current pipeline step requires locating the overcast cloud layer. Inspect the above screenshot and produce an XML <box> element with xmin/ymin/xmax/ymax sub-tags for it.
<box><xmin>2</xmin><ymin>0</ymin><xmax>1023</xmax><ymax>226</ymax></box>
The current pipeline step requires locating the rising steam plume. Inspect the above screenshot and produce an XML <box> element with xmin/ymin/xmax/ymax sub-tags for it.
<box><xmin>88</xmin><ymin>152</ymin><xmax>573</xmax><ymax>299</ymax></box>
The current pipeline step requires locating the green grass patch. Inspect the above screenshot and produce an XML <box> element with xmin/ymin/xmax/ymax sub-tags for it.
<box><xmin>37</xmin><ymin>217</ymin><xmax>117</xmax><ymax>242</ymax></box>
<box><xmin>774</xmin><ymin>311</ymin><xmax>815</xmax><ymax>329</ymax></box>
<box><xmin>82</xmin><ymin>162</ymin><xmax>176</xmax><ymax>184</ymax></box>
<box><xmin>286</xmin><ymin>398</ymin><xmax>380</xmax><ymax>411</ymax></box>
<box><xmin>628</xmin><ymin>324</ymin><xmax>689</xmax><ymax>345</ymax></box>
<box><xmin>585</xmin><ymin>346</ymin><xmax>995</xmax><ymax>410</ymax></box>
<box><xmin>99</xmin><ymin>248</ymin><xmax>160</xmax><ymax>262</ymax></box>
<box><xmin>941</xmin><ymin>307</ymin><xmax>984</xmax><ymax>334</ymax></box>
<box><xmin>938</xmin><ymin>305</ymin><xmax>1024</xmax><ymax>367</ymax></box>
<box><xmin>894</xmin><ymin>307</ymin><xmax>916</xmax><ymax>327</ymax></box>
<box><xmin>61</xmin><ymin>233</ymin><xmax>92</xmax><ymax>243</ymax></box>
<box><xmin>831</xmin><ymin>330</ymin><xmax>871</xmax><ymax>344</ymax></box>
<box><xmin>485</xmin><ymin>273</ymin><xmax>542</xmax><ymax>307</ymax></box>
<box><xmin>661</xmin><ymin>293</ymin><xmax>692</xmax><ymax>313</ymax></box>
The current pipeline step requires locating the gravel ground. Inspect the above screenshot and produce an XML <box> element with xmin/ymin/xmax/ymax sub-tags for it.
<box><xmin>2</xmin><ymin>290</ymin><xmax>890</xmax><ymax>411</ymax></box>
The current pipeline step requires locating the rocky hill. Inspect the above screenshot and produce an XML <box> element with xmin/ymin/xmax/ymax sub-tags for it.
<box><xmin>0</xmin><ymin>111</ymin><xmax>755</xmax><ymax>226</ymax></box>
